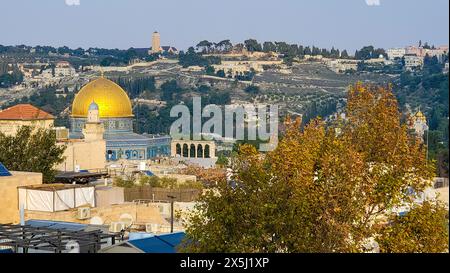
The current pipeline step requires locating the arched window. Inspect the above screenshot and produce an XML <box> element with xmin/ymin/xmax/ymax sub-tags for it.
<box><xmin>176</xmin><ymin>143</ymin><xmax>181</xmax><ymax>155</ymax></box>
<box><xmin>197</xmin><ymin>144</ymin><xmax>203</xmax><ymax>158</ymax></box>
<box><xmin>182</xmin><ymin>144</ymin><xmax>189</xmax><ymax>157</ymax></box>
<box><xmin>204</xmin><ymin>144</ymin><xmax>210</xmax><ymax>158</ymax></box>
<box><xmin>190</xmin><ymin>144</ymin><xmax>196</xmax><ymax>158</ymax></box>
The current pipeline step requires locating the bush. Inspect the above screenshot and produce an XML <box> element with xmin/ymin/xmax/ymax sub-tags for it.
<box><xmin>113</xmin><ymin>177</ymin><xmax>135</xmax><ymax>188</ymax></box>
<box><xmin>159</xmin><ymin>177</ymin><xmax>178</xmax><ymax>189</ymax></box>
<box><xmin>139</xmin><ymin>175</ymin><xmax>161</xmax><ymax>187</ymax></box>
<box><xmin>178</xmin><ymin>180</ymin><xmax>204</xmax><ymax>190</ymax></box>
<box><xmin>244</xmin><ymin>85</ymin><xmax>260</xmax><ymax>94</ymax></box>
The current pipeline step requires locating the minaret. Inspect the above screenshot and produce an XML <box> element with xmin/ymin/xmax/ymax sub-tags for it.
<box><xmin>150</xmin><ymin>31</ymin><xmax>161</xmax><ymax>54</ymax></box>
<box><xmin>82</xmin><ymin>101</ymin><xmax>105</xmax><ymax>141</ymax></box>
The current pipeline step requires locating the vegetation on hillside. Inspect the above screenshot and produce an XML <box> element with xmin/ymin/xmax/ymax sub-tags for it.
<box><xmin>393</xmin><ymin>65</ymin><xmax>449</xmax><ymax>177</ymax></box>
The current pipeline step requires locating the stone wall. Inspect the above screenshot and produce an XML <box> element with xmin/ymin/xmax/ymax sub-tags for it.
<box><xmin>56</xmin><ymin>139</ymin><xmax>106</xmax><ymax>172</ymax></box>
<box><xmin>0</xmin><ymin>171</ymin><xmax>42</xmax><ymax>224</ymax></box>
<box><xmin>24</xmin><ymin>202</ymin><xmax>168</xmax><ymax>226</ymax></box>
<box><xmin>0</xmin><ymin>119</ymin><xmax>53</xmax><ymax>136</ymax></box>
<box><xmin>123</xmin><ymin>186</ymin><xmax>200</xmax><ymax>203</ymax></box>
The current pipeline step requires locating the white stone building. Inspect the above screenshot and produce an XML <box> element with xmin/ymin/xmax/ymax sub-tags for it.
<box><xmin>404</xmin><ymin>55</ymin><xmax>424</xmax><ymax>71</ymax></box>
<box><xmin>55</xmin><ymin>61</ymin><xmax>76</xmax><ymax>77</ymax></box>
<box><xmin>386</xmin><ymin>48</ymin><xmax>406</xmax><ymax>60</ymax></box>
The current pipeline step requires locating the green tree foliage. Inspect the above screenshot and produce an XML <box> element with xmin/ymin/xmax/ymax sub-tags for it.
<box><xmin>244</xmin><ymin>85</ymin><xmax>260</xmax><ymax>94</ymax></box>
<box><xmin>235</xmin><ymin>70</ymin><xmax>255</xmax><ymax>81</ymax></box>
<box><xmin>134</xmin><ymin>103</ymin><xmax>177</xmax><ymax>134</ymax></box>
<box><xmin>244</xmin><ymin>39</ymin><xmax>262</xmax><ymax>52</ymax></box>
<box><xmin>0</xmin><ymin>126</ymin><xmax>66</xmax><ymax>182</ymax></box>
<box><xmin>142</xmin><ymin>175</ymin><xmax>163</xmax><ymax>187</ymax></box>
<box><xmin>377</xmin><ymin>201</ymin><xmax>448</xmax><ymax>253</ymax></box>
<box><xmin>341</xmin><ymin>50</ymin><xmax>349</xmax><ymax>59</ymax></box>
<box><xmin>394</xmin><ymin>71</ymin><xmax>449</xmax><ymax>176</ymax></box>
<box><xmin>178</xmin><ymin>47</ymin><xmax>221</xmax><ymax>68</ymax></box>
<box><xmin>205</xmin><ymin>65</ymin><xmax>215</xmax><ymax>76</ymax></box>
<box><xmin>196</xmin><ymin>40</ymin><xmax>214</xmax><ymax>54</ymax></box>
<box><xmin>355</xmin><ymin>46</ymin><xmax>386</xmax><ymax>60</ymax></box>
<box><xmin>115</xmin><ymin>76</ymin><xmax>156</xmax><ymax>99</ymax></box>
<box><xmin>216</xmin><ymin>154</ymin><xmax>229</xmax><ymax>167</ymax></box>
<box><xmin>161</xmin><ymin>80</ymin><xmax>183</xmax><ymax>101</ymax></box>
<box><xmin>216</xmin><ymin>69</ymin><xmax>226</xmax><ymax>78</ymax></box>
<box><xmin>0</xmin><ymin>65</ymin><xmax>24</xmax><ymax>88</ymax></box>
<box><xmin>312</xmin><ymin>46</ymin><xmax>321</xmax><ymax>56</ymax></box>
<box><xmin>5</xmin><ymin>87</ymin><xmax>74</xmax><ymax>127</ymax></box>
<box><xmin>197</xmin><ymin>85</ymin><xmax>210</xmax><ymax>94</ymax></box>
<box><xmin>215</xmin><ymin>40</ymin><xmax>233</xmax><ymax>53</ymax></box>
<box><xmin>113</xmin><ymin>177</ymin><xmax>136</xmax><ymax>188</ymax></box>
<box><xmin>423</xmin><ymin>55</ymin><xmax>442</xmax><ymax>74</ymax></box>
<box><xmin>181</xmin><ymin>83</ymin><xmax>445</xmax><ymax>253</ymax></box>
<box><xmin>302</xmin><ymin>99</ymin><xmax>338</xmax><ymax>125</ymax></box>
<box><xmin>303</xmin><ymin>46</ymin><xmax>312</xmax><ymax>55</ymax></box>
<box><xmin>133</xmin><ymin>175</ymin><xmax>203</xmax><ymax>190</ymax></box>
<box><xmin>262</xmin><ymin>42</ymin><xmax>277</xmax><ymax>53</ymax></box>
<box><xmin>99</xmin><ymin>47</ymin><xmax>151</xmax><ymax>66</ymax></box>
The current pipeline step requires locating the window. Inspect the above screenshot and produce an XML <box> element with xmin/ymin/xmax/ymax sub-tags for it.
<box><xmin>182</xmin><ymin>144</ymin><xmax>189</xmax><ymax>157</ymax></box>
<box><xmin>190</xmin><ymin>144</ymin><xmax>196</xmax><ymax>157</ymax></box>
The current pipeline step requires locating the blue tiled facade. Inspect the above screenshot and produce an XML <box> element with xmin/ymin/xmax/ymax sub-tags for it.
<box><xmin>70</xmin><ymin>117</ymin><xmax>171</xmax><ymax>161</ymax></box>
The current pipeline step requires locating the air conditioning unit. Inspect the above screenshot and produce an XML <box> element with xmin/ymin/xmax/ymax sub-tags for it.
<box><xmin>145</xmin><ymin>223</ymin><xmax>159</xmax><ymax>233</ymax></box>
<box><xmin>109</xmin><ymin>222</ymin><xmax>126</xmax><ymax>233</ymax></box>
<box><xmin>77</xmin><ymin>207</ymin><xmax>91</xmax><ymax>220</ymax></box>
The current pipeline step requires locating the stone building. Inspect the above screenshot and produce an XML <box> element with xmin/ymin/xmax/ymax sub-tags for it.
<box><xmin>171</xmin><ymin>140</ymin><xmax>216</xmax><ymax>159</ymax></box>
<box><xmin>408</xmin><ymin>110</ymin><xmax>429</xmax><ymax>140</ymax></box>
<box><xmin>0</xmin><ymin>104</ymin><xmax>54</xmax><ymax>136</ymax></box>
<box><xmin>148</xmin><ymin>31</ymin><xmax>178</xmax><ymax>55</ymax></box>
<box><xmin>57</xmin><ymin>101</ymin><xmax>107</xmax><ymax>172</ymax></box>
<box><xmin>150</xmin><ymin>31</ymin><xmax>161</xmax><ymax>54</ymax></box>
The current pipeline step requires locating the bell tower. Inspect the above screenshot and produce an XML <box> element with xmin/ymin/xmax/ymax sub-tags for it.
<box><xmin>149</xmin><ymin>31</ymin><xmax>161</xmax><ymax>54</ymax></box>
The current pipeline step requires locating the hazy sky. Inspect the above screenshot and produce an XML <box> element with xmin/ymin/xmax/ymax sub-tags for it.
<box><xmin>1</xmin><ymin>0</ymin><xmax>448</xmax><ymax>52</ymax></box>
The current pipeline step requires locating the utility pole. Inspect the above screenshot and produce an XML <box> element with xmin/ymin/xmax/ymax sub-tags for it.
<box><xmin>426</xmin><ymin>117</ymin><xmax>429</xmax><ymax>162</ymax></box>
<box><xmin>167</xmin><ymin>195</ymin><xmax>176</xmax><ymax>233</ymax></box>
<box><xmin>426</xmin><ymin>127</ymin><xmax>429</xmax><ymax>162</ymax></box>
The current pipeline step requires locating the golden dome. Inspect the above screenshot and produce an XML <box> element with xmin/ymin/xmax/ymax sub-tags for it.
<box><xmin>415</xmin><ymin>110</ymin><xmax>426</xmax><ymax>122</ymax></box>
<box><xmin>71</xmin><ymin>77</ymin><xmax>133</xmax><ymax>118</ymax></box>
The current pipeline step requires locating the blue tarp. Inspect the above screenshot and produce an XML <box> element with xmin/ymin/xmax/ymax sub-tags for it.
<box><xmin>156</xmin><ymin>232</ymin><xmax>185</xmax><ymax>247</ymax></box>
<box><xmin>143</xmin><ymin>170</ymin><xmax>154</xmax><ymax>176</ymax></box>
<box><xmin>0</xmin><ymin>162</ymin><xmax>12</xmax><ymax>177</ymax></box>
<box><xmin>128</xmin><ymin>232</ymin><xmax>185</xmax><ymax>253</ymax></box>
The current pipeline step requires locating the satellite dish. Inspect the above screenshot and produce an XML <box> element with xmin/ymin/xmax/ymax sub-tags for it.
<box><xmin>119</xmin><ymin>213</ymin><xmax>134</xmax><ymax>227</ymax></box>
<box><xmin>65</xmin><ymin>240</ymin><xmax>80</xmax><ymax>253</ymax></box>
<box><xmin>89</xmin><ymin>216</ymin><xmax>104</xmax><ymax>225</ymax></box>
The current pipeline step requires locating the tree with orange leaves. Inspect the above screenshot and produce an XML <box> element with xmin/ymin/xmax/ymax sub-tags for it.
<box><xmin>180</xmin><ymin>83</ymin><xmax>448</xmax><ymax>253</ymax></box>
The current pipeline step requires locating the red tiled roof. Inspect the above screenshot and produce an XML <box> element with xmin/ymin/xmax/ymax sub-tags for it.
<box><xmin>0</xmin><ymin>104</ymin><xmax>54</xmax><ymax>120</ymax></box>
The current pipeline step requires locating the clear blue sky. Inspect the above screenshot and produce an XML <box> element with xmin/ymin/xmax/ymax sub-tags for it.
<box><xmin>1</xmin><ymin>0</ymin><xmax>448</xmax><ymax>53</ymax></box>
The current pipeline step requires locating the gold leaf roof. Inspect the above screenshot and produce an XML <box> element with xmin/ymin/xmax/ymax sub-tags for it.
<box><xmin>71</xmin><ymin>77</ymin><xmax>133</xmax><ymax>118</ymax></box>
